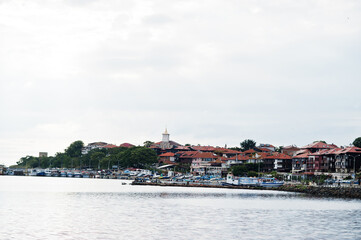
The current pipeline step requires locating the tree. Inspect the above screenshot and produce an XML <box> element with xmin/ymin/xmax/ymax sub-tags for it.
<box><xmin>240</xmin><ymin>139</ymin><xmax>256</xmax><ymax>151</ymax></box>
<box><xmin>90</xmin><ymin>152</ymin><xmax>105</xmax><ymax>169</ymax></box>
<box><xmin>231</xmin><ymin>163</ymin><xmax>263</xmax><ymax>176</ymax></box>
<box><xmin>65</xmin><ymin>141</ymin><xmax>84</xmax><ymax>158</ymax></box>
<box><xmin>353</xmin><ymin>137</ymin><xmax>361</xmax><ymax>148</ymax></box>
<box><xmin>120</xmin><ymin>147</ymin><xmax>158</xmax><ymax>168</ymax></box>
<box><xmin>143</xmin><ymin>141</ymin><xmax>154</xmax><ymax>148</ymax></box>
<box><xmin>275</xmin><ymin>146</ymin><xmax>283</xmax><ymax>153</ymax></box>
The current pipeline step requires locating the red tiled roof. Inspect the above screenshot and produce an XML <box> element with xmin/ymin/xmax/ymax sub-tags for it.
<box><xmin>258</xmin><ymin>147</ymin><xmax>272</xmax><ymax>152</ymax></box>
<box><xmin>103</xmin><ymin>144</ymin><xmax>118</xmax><ymax>148</ymax></box>
<box><xmin>159</xmin><ymin>152</ymin><xmax>175</xmax><ymax>157</ymax></box>
<box><xmin>227</xmin><ymin>155</ymin><xmax>250</xmax><ymax>161</ymax></box>
<box><xmin>244</xmin><ymin>149</ymin><xmax>256</xmax><ymax>154</ymax></box>
<box><xmin>192</xmin><ymin>152</ymin><xmax>217</xmax><ymax>159</ymax></box>
<box><xmin>333</xmin><ymin>146</ymin><xmax>361</xmax><ymax>154</ymax></box>
<box><xmin>293</xmin><ymin>152</ymin><xmax>310</xmax><ymax>159</ymax></box>
<box><xmin>302</xmin><ymin>142</ymin><xmax>338</xmax><ymax>149</ymax></box>
<box><xmin>119</xmin><ymin>143</ymin><xmax>135</xmax><ymax>148</ymax></box>
<box><xmin>262</xmin><ymin>152</ymin><xmax>292</xmax><ymax>160</ymax></box>
<box><xmin>192</xmin><ymin>146</ymin><xmax>216</xmax><ymax>151</ymax></box>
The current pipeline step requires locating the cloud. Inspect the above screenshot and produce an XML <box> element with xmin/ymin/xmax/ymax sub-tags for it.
<box><xmin>0</xmin><ymin>0</ymin><xmax>361</xmax><ymax>165</ymax></box>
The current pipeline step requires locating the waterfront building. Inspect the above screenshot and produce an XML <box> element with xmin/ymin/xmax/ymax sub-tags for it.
<box><xmin>334</xmin><ymin>147</ymin><xmax>361</xmax><ymax>173</ymax></box>
<box><xmin>190</xmin><ymin>152</ymin><xmax>218</xmax><ymax>175</ymax></box>
<box><xmin>260</xmin><ymin>152</ymin><xmax>292</xmax><ymax>172</ymax></box>
<box><xmin>292</xmin><ymin>152</ymin><xmax>309</xmax><ymax>173</ymax></box>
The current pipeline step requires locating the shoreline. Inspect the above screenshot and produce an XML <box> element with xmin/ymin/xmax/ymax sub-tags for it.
<box><xmin>132</xmin><ymin>182</ymin><xmax>361</xmax><ymax>200</ymax></box>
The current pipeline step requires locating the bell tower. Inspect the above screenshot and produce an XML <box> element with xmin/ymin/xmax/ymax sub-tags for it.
<box><xmin>162</xmin><ymin>128</ymin><xmax>170</xmax><ymax>143</ymax></box>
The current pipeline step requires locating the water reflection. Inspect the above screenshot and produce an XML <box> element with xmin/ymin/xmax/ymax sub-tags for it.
<box><xmin>1</xmin><ymin>176</ymin><xmax>361</xmax><ymax>240</ymax></box>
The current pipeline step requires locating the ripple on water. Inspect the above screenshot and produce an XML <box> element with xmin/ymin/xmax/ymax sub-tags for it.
<box><xmin>0</xmin><ymin>176</ymin><xmax>360</xmax><ymax>240</ymax></box>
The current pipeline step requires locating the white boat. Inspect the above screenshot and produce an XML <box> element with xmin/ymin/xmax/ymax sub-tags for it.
<box><xmin>45</xmin><ymin>169</ymin><xmax>52</xmax><ymax>177</ymax></box>
<box><xmin>224</xmin><ymin>174</ymin><xmax>283</xmax><ymax>188</ymax></box>
<box><xmin>258</xmin><ymin>178</ymin><xmax>284</xmax><ymax>188</ymax></box>
<box><xmin>29</xmin><ymin>169</ymin><xmax>38</xmax><ymax>176</ymax></box>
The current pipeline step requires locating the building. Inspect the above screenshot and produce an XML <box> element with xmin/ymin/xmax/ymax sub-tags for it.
<box><xmin>334</xmin><ymin>147</ymin><xmax>361</xmax><ymax>173</ymax></box>
<box><xmin>39</xmin><ymin>152</ymin><xmax>48</xmax><ymax>158</ymax></box>
<box><xmin>260</xmin><ymin>152</ymin><xmax>292</xmax><ymax>172</ymax></box>
<box><xmin>282</xmin><ymin>145</ymin><xmax>300</xmax><ymax>157</ymax></box>
<box><xmin>301</xmin><ymin>141</ymin><xmax>337</xmax><ymax>153</ymax></box>
<box><xmin>190</xmin><ymin>152</ymin><xmax>217</xmax><ymax>176</ymax></box>
<box><xmin>82</xmin><ymin>142</ymin><xmax>108</xmax><ymax>155</ymax></box>
<box><xmin>257</xmin><ymin>144</ymin><xmax>276</xmax><ymax>152</ymax></box>
<box><xmin>150</xmin><ymin>129</ymin><xmax>182</xmax><ymax>154</ymax></box>
<box><xmin>292</xmin><ymin>152</ymin><xmax>309</xmax><ymax>173</ymax></box>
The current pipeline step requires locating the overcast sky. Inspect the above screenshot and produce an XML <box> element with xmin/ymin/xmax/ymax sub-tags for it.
<box><xmin>1</xmin><ymin>0</ymin><xmax>360</xmax><ymax>166</ymax></box>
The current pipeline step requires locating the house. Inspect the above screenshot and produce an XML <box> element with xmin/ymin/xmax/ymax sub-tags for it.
<box><xmin>82</xmin><ymin>142</ymin><xmax>108</xmax><ymax>154</ymax></box>
<box><xmin>292</xmin><ymin>152</ymin><xmax>309</xmax><ymax>173</ymax></box>
<box><xmin>190</xmin><ymin>152</ymin><xmax>217</xmax><ymax>176</ymax></box>
<box><xmin>158</xmin><ymin>152</ymin><xmax>176</xmax><ymax>164</ymax></box>
<box><xmin>301</xmin><ymin>141</ymin><xmax>337</xmax><ymax>153</ymax></box>
<box><xmin>282</xmin><ymin>145</ymin><xmax>300</xmax><ymax>157</ymax></box>
<box><xmin>257</xmin><ymin>144</ymin><xmax>276</xmax><ymax>152</ymax></box>
<box><xmin>260</xmin><ymin>152</ymin><xmax>292</xmax><ymax>172</ymax></box>
<box><xmin>334</xmin><ymin>147</ymin><xmax>361</xmax><ymax>173</ymax></box>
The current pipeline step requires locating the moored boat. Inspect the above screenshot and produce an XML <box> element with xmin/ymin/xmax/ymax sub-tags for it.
<box><xmin>224</xmin><ymin>174</ymin><xmax>284</xmax><ymax>188</ymax></box>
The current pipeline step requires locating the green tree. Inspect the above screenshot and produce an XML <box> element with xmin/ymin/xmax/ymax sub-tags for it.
<box><xmin>240</xmin><ymin>139</ymin><xmax>256</xmax><ymax>151</ymax></box>
<box><xmin>275</xmin><ymin>146</ymin><xmax>283</xmax><ymax>153</ymax></box>
<box><xmin>231</xmin><ymin>163</ymin><xmax>263</xmax><ymax>176</ymax></box>
<box><xmin>65</xmin><ymin>140</ymin><xmax>84</xmax><ymax>158</ymax></box>
<box><xmin>353</xmin><ymin>137</ymin><xmax>361</xmax><ymax>148</ymax></box>
<box><xmin>143</xmin><ymin>141</ymin><xmax>154</xmax><ymax>148</ymax></box>
<box><xmin>91</xmin><ymin>152</ymin><xmax>106</xmax><ymax>169</ymax></box>
<box><xmin>120</xmin><ymin>147</ymin><xmax>158</xmax><ymax>169</ymax></box>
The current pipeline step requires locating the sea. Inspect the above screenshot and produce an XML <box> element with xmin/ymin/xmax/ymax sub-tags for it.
<box><xmin>0</xmin><ymin>176</ymin><xmax>360</xmax><ymax>240</ymax></box>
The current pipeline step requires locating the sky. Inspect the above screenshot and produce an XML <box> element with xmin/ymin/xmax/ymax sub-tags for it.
<box><xmin>1</xmin><ymin>0</ymin><xmax>361</xmax><ymax>166</ymax></box>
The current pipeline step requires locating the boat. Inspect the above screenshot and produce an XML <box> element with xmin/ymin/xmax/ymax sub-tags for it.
<box><xmin>224</xmin><ymin>174</ymin><xmax>284</xmax><ymax>188</ymax></box>
<box><xmin>257</xmin><ymin>178</ymin><xmax>284</xmax><ymax>188</ymax></box>
<box><xmin>45</xmin><ymin>169</ymin><xmax>52</xmax><ymax>177</ymax></box>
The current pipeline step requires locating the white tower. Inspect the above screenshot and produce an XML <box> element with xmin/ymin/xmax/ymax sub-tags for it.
<box><xmin>162</xmin><ymin>128</ymin><xmax>170</xmax><ymax>143</ymax></box>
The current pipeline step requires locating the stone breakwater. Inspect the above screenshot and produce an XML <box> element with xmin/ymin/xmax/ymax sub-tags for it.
<box><xmin>278</xmin><ymin>185</ymin><xmax>361</xmax><ymax>199</ymax></box>
<box><xmin>132</xmin><ymin>182</ymin><xmax>361</xmax><ymax>199</ymax></box>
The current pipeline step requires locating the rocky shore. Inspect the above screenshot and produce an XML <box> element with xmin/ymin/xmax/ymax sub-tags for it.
<box><xmin>132</xmin><ymin>182</ymin><xmax>361</xmax><ymax>199</ymax></box>
<box><xmin>278</xmin><ymin>185</ymin><xmax>361</xmax><ymax>199</ymax></box>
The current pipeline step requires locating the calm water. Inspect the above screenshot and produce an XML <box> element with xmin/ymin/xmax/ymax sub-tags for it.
<box><xmin>1</xmin><ymin>176</ymin><xmax>360</xmax><ymax>240</ymax></box>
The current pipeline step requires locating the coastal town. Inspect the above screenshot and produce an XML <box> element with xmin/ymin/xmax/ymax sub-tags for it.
<box><xmin>2</xmin><ymin>129</ymin><xmax>361</xmax><ymax>188</ymax></box>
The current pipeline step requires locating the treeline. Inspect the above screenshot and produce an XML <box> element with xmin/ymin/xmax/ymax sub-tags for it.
<box><xmin>13</xmin><ymin>141</ymin><xmax>158</xmax><ymax>169</ymax></box>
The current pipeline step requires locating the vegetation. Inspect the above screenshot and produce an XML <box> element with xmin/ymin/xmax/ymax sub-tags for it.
<box><xmin>231</xmin><ymin>163</ymin><xmax>263</xmax><ymax>176</ymax></box>
<box><xmin>353</xmin><ymin>137</ymin><xmax>361</xmax><ymax>148</ymax></box>
<box><xmin>14</xmin><ymin>141</ymin><xmax>158</xmax><ymax>170</ymax></box>
<box><xmin>240</xmin><ymin>139</ymin><xmax>256</xmax><ymax>151</ymax></box>
<box><xmin>275</xmin><ymin>146</ymin><xmax>283</xmax><ymax>153</ymax></box>
<box><xmin>143</xmin><ymin>141</ymin><xmax>154</xmax><ymax>148</ymax></box>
